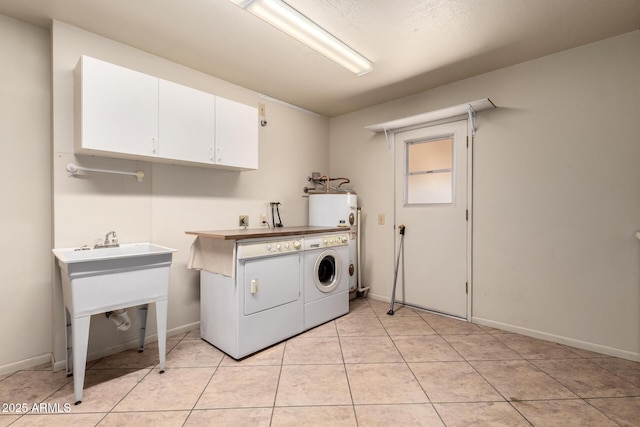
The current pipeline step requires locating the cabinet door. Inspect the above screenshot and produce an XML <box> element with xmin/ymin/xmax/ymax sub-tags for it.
<box><xmin>77</xmin><ymin>56</ymin><xmax>158</xmax><ymax>157</ymax></box>
<box><xmin>215</xmin><ymin>97</ymin><xmax>258</xmax><ymax>170</ymax></box>
<box><xmin>158</xmin><ymin>79</ymin><xmax>215</xmax><ymax>163</ymax></box>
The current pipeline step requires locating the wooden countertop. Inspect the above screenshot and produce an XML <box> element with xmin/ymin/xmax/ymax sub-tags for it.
<box><xmin>185</xmin><ymin>226</ymin><xmax>347</xmax><ymax>240</ymax></box>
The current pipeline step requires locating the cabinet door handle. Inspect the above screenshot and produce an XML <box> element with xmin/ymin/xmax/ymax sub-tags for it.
<box><xmin>152</xmin><ymin>137</ymin><xmax>157</xmax><ymax>154</ymax></box>
<box><xmin>209</xmin><ymin>147</ymin><xmax>214</xmax><ymax>162</ymax></box>
<box><xmin>216</xmin><ymin>147</ymin><xmax>222</xmax><ymax>162</ymax></box>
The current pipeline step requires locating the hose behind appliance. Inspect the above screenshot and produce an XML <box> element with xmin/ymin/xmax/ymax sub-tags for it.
<box><xmin>357</xmin><ymin>207</ymin><xmax>369</xmax><ymax>296</ymax></box>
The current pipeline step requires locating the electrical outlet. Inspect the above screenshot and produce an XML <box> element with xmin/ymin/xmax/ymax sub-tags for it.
<box><xmin>378</xmin><ymin>214</ymin><xmax>385</xmax><ymax>225</ymax></box>
<box><xmin>239</xmin><ymin>215</ymin><xmax>249</xmax><ymax>227</ymax></box>
<box><xmin>259</xmin><ymin>214</ymin><xmax>268</xmax><ymax>226</ymax></box>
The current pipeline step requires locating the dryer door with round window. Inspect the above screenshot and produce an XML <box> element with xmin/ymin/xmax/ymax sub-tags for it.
<box><xmin>314</xmin><ymin>249</ymin><xmax>342</xmax><ymax>293</ymax></box>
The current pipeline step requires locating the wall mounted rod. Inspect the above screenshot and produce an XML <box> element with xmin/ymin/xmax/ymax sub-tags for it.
<box><xmin>66</xmin><ymin>163</ymin><xmax>144</xmax><ymax>183</ymax></box>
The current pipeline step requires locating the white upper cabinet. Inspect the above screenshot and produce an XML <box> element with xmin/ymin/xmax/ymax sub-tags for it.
<box><xmin>74</xmin><ymin>55</ymin><xmax>258</xmax><ymax>170</ymax></box>
<box><xmin>158</xmin><ymin>79</ymin><xmax>215</xmax><ymax>164</ymax></box>
<box><xmin>215</xmin><ymin>97</ymin><xmax>258</xmax><ymax>170</ymax></box>
<box><xmin>75</xmin><ymin>55</ymin><xmax>159</xmax><ymax>157</ymax></box>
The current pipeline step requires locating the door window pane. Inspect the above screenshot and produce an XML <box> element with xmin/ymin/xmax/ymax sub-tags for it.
<box><xmin>406</xmin><ymin>136</ymin><xmax>453</xmax><ymax>205</ymax></box>
<box><xmin>408</xmin><ymin>137</ymin><xmax>452</xmax><ymax>171</ymax></box>
<box><xmin>407</xmin><ymin>172</ymin><xmax>453</xmax><ymax>204</ymax></box>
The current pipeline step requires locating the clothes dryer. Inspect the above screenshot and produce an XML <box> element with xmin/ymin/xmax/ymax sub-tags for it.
<box><xmin>200</xmin><ymin>236</ymin><xmax>304</xmax><ymax>359</ymax></box>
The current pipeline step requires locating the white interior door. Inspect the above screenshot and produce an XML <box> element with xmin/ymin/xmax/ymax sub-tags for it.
<box><xmin>394</xmin><ymin>120</ymin><xmax>469</xmax><ymax>318</ymax></box>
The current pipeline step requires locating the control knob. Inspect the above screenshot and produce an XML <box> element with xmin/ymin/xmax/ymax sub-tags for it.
<box><xmin>293</xmin><ymin>240</ymin><xmax>301</xmax><ymax>249</ymax></box>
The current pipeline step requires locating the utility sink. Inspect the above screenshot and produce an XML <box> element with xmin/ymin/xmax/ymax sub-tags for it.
<box><xmin>53</xmin><ymin>242</ymin><xmax>176</xmax><ymax>317</ymax></box>
<box><xmin>52</xmin><ymin>242</ymin><xmax>176</xmax><ymax>405</ymax></box>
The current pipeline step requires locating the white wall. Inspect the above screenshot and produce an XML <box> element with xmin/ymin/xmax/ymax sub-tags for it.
<box><xmin>330</xmin><ymin>31</ymin><xmax>640</xmax><ymax>360</ymax></box>
<box><xmin>49</xmin><ymin>22</ymin><xmax>329</xmax><ymax>368</ymax></box>
<box><xmin>0</xmin><ymin>16</ymin><xmax>52</xmax><ymax>372</ymax></box>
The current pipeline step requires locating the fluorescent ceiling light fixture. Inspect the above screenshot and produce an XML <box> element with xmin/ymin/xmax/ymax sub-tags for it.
<box><xmin>229</xmin><ymin>0</ymin><xmax>373</xmax><ymax>76</ymax></box>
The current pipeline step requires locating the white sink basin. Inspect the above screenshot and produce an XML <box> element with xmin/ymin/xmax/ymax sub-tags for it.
<box><xmin>53</xmin><ymin>242</ymin><xmax>176</xmax><ymax>277</ymax></box>
<box><xmin>53</xmin><ymin>242</ymin><xmax>176</xmax><ymax>263</ymax></box>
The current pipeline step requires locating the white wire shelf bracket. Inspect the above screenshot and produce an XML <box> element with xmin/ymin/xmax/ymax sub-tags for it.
<box><xmin>66</xmin><ymin>163</ymin><xmax>144</xmax><ymax>183</ymax></box>
<box><xmin>364</xmin><ymin>98</ymin><xmax>495</xmax><ymax>134</ymax></box>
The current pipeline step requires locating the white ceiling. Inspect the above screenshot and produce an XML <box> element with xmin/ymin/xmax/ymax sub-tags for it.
<box><xmin>1</xmin><ymin>0</ymin><xmax>639</xmax><ymax>116</ymax></box>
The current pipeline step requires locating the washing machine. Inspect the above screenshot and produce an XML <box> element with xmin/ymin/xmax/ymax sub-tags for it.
<box><xmin>303</xmin><ymin>233</ymin><xmax>350</xmax><ymax>330</ymax></box>
<box><xmin>308</xmin><ymin>193</ymin><xmax>358</xmax><ymax>291</ymax></box>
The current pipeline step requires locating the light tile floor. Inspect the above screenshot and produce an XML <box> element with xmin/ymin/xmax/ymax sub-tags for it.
<box><xmin>1</xmin><ymin>298</ymin><xmax>640</xmax><ymax>426</ymax></box>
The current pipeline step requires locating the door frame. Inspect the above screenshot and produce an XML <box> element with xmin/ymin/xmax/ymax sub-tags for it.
<box><xmin>392</xmin><ymin>116</ymin><xmax>474</xmax><ymax>321</ymax></box>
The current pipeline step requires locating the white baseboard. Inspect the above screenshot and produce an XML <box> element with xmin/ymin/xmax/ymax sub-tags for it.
<box><xmin>2</xmin><ymin>322</ymin><xmax>200</xmax><ymax>376</ymax></box>
<box><xmin>0</xmin><ymin>353</ymin><xmax>52</xmax><ymax>376</ymax></box>
<box><xmin>472</xmin><ymin>316</ymin><xmax>640</xmax><ymax>362</ymax></box>
<box><xmin>366</xmin><ymin>292</ymin><xmax>390</xmax><ymax>303</ymax></box>
<box><xmin>361</xmin><ymin>294</ymin><xmax>640</xmax><ymax>363</ymax></box>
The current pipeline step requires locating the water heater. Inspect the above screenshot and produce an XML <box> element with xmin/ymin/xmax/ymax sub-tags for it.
<box><xmin>309</xmin><ymin>193</ymin><xmax>358</xmax><ymax>291</ymax></box>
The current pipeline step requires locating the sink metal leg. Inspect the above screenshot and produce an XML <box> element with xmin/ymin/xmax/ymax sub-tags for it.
<box><xmin>137</xmin><ymin>304</ymin><xmax>148</xmax><ymax>352</ymax></box>
<box><xmin>71</xmin><ymin>315</ymin><xmax>91</xmax><ymax>405</ymax></box>
<box><xmin>65</xmin><ymin>309</ymin><xmax>73</xmax><ymax>377</ymax></box>
<box><xmin>155</xmin><ymin>299</ymin><xmax>167</xmax><ymax>374</ymax></box>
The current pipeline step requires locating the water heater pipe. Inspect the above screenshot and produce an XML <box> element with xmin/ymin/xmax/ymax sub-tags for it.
<box><xmin>357</xmin><ymin>207</ymin><xmax>369</xmax><ymax>295</ymax></box>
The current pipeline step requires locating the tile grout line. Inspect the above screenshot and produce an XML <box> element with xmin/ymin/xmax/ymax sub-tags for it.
<box><xmin>267</xmin><ymin>338</ymin><xmax>287</xmax><ymax>427</ymax></box>
<box><xmin>181</xmin><ymin>362</ymin><xmax>221</xmax><ymax>425</ymax></box>
<box><xmin>384</xmin><ymin>301</ymin><xmax>534</xmax><ymax>425</ymax></box>
<box><xmin>334</xmin><ymin>314</ymin><xmax>360</xmax><ymax>426</ymax></box>
<box><xmin>375</xmin><ymin>302</ymin><xmax>450</xmax><ymax>426</ymax></box>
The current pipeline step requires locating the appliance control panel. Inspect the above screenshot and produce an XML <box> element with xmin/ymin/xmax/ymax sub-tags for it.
<box><xmin>305</xmin><ymin>234</ymin><xmax>349</xmax><ymax>250</ymax></box>
<box><xmin>237</xmin><ymin>238</ymin><xmax>304</xmax><ymax>259</ymax></box>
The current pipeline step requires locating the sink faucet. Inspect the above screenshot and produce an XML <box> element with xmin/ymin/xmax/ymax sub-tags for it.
<box><xmin>95</xmin><ymin>231</ymin><xmax>119</xmax><ymax>248</ymax></box>
<box><xmin>105</xmin><ymin>231</ymin><xmax>117</xmax><ymax>244</ymax></box>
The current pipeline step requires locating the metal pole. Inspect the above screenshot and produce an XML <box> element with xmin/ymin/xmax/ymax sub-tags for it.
<box><xmin>387</xmin><ymin>225</ymin><xmax>405</xmax><ymax>315</ymax></box>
